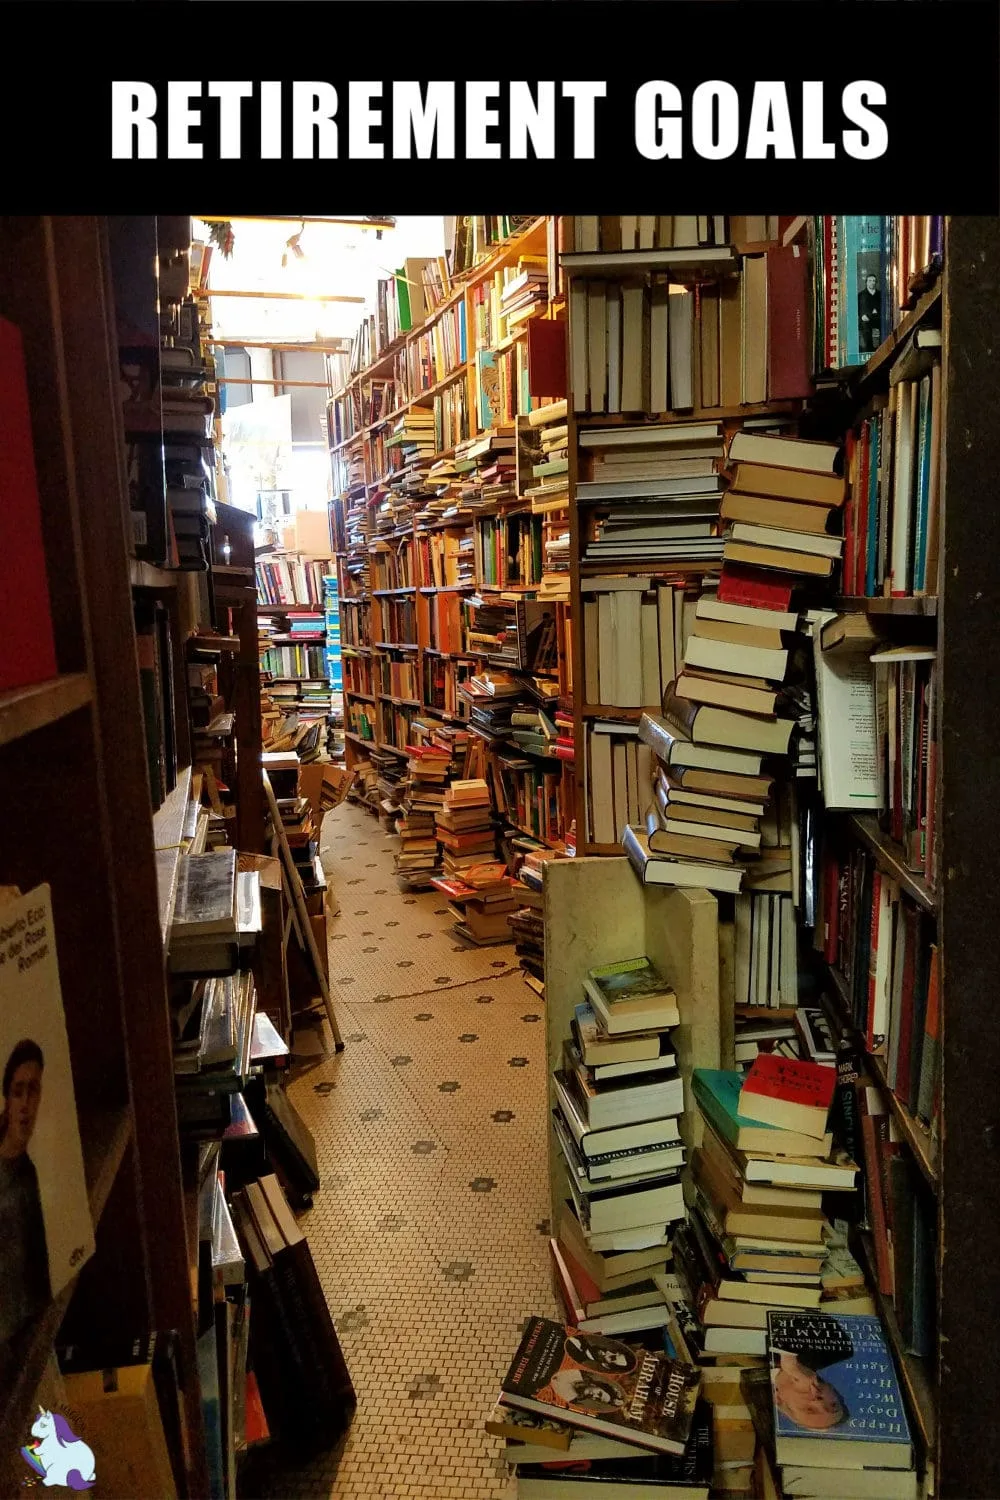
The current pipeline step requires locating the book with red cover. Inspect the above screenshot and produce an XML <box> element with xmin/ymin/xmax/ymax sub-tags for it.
<box><xmin>766</xmin><ymin>245</ymin><xmax>813</xmax><ymax>400</ymax></box>
<box><xmin>717</xmin><ymin>563</ymin><xmax>793</xmax><ymax>613</ymax></box>
<box><xmin>527</xmin><ymin>318</ymin><xmax>567</xmax><ymax>399</ymax></box>
<box><xmin>0</xmin><ymin>315</ymin><xmax>58</xmax><ymax>692</ymax></box>
<box><xmin>739</xmin><ymin>1054</ymin><xmax>837</xmax><ymax>1136</ymax></box>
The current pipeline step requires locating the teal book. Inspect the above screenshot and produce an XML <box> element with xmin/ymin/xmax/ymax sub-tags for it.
<box><xmin>911</xmin><ymin>372</ymin><xmax>933</xmax><ymax>593</ymax></box>
<box><xmin>767</xmin><ymin>1311</ymin><xmax>913</xmax><ymax>1470</ymax></box>
<box><xmin>691</xmin><ymin>1069</ymin><xmax>831</xmax><ymax>1155</ymax></box>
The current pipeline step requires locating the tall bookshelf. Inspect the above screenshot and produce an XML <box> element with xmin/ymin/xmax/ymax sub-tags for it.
<box><xmin>546</xmin><ymin>214</ymin><xmax>1000</xmax><ymax>1500</ymax></box>
<box><xmin>329</xmin><ymin>216</ymin><xmax>575</xmax><ymax>851</ymax></box>
<box><xmin>0</xmin><ymin>216</ymin><xmax>209</xmax><ymax>1494</ymax></box>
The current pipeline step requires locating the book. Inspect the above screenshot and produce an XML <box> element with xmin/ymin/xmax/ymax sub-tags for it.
<box><xmin>622</xmin><ymin>827</ymin><xmax>744</xmax><ymax>895</ymax></box>
<box><xmin>513</xmin><ymin>1404</ymin><xmax>713</xmax><ymax>1495</ymax></box>
<box><xmin>582</xmin><ymin>958</ymin><xmax>680</xmax><ymax>1035</ymax></box>
<box><xmin>500</xmin><ymin>1317</ymin><xmax>702</xmax><ymax>1456</ymax></box>
<box><xmin>738</xmin><ymin>1055</ymin><xmax>837</xmax><ymax>1140</ymax></box>
<box><xmin>0</xmin><ymin>883</ymin><xmax>95</xmax><ymax>1345</ymax></box>
<box><xmin>692</xmin><ymin>1071</ymin><xmax>833</xmax><ymax>1158</ymax></box>
<box><xmin>766</xmin><ymin>1311</ymin><xmax>913</xmax><ymax>1470</ymax></box>
<box><xmin>0</xmin><ymin>315</ymin><xmax>58</xmax><ymax>691</ymax></box>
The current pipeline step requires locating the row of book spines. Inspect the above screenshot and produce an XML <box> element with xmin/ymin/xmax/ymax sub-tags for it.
<box><xmin>256</xmin><ymin>560</ymin><xmax>328</xmax><ymax>608</ymax></box>
<box><xmin>585</xmin><ymin>728</ymin><xmax>656</xmax><ymax>846</ymax></box>
<box><xmin>475</xmin><ymin>513</ymin><xmax>544</xmax><ymax>589</ymax></box>
<box><xmin>489</xmin><ymin>756</ymin><xmax>572</xmax><ymax>846</ymax></box>
<box><xmin>856</xmin><ymin>1085</ymin><xmax>936</xmax><ymax>1359</ymax></box>
<box><xmin>568</xmin><ymin>246</ymin><xmax>810</xmax><ymax>416</ymax></box>
<box><xmin>570</xmin><ymin>215</ymin><xmax>783</xmax><ymax>254</ymax></box>
<box><xmin>872</xmin><ymin>655</ymin><xmax>937</xmax><ymax>883</ymax></box>
<box><xmin>842</xmin><ymin>364</ymin><xmax>941</xmax><ymax>600</ymax></box>
<box><xmin>817</xmin><ymin>847</ymin><xmax>939</xmax><ymax>1127</ymax></box>
<box><xmin>813</xmin><ymin>215</ymin><xmax>942</xmax><ymax>372</ymax></box>
<box><xmin>405</xmin><ymin>299</ymin><xmax>467</xmax><ymax>389</ymax></box>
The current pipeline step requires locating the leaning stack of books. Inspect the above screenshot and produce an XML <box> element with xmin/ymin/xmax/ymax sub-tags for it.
<box><xmin>393</xmin><ymin>744</ymin><xmax>450</xmax><ymax>885</ymax></box>
<box><xmin>488</xmin><ymin>1316</ymin><xmax>712</xmax><ymax>1497</ymax></box>
<box><xmin>677</xmin><ymin>1063</ymin><xmax>865</xmax><ymax>1361</ymax></box>
<box><xmin>430</xmin><ymin>860</ymin><xmax>518</xmax><ymax>947</ymax></box>
<box><xmin>752</xmin><ymin>1310</ymin><xmax>918</xmax><ymax>1500</ymax></box>
<box><xmin>435</xmin><ymin>777</ymin><xmax>497</xmax><ymax>875</ymax></box>
<box><xmin>720</xmin><ymin>431</ymin><xmax>847</xmax><ymax>583</ymax></box>
<box><xmin>551</xmin><ymin>957</ymin><xmax>690</xmax><ymax>1339</ymax></box>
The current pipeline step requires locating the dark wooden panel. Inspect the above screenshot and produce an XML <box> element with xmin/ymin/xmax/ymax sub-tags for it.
<box><xmin>938</xmin><ymin>215</ymin><xmax>1000</xmax><ymax>1498</ymax></box>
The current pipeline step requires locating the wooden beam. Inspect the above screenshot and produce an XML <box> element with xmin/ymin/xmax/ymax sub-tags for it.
<box><xmin>198</xmin><ymin>215</ymin><xmax>395</xmax><ymax>231</ymax></box>
<box><xmin>206</xmin><ymin>288</ymin><xmax>365</xmax><ymax>304</ymax></box>
<box><xmin>218</xmin><ymin>377</ymin><xmax>331</xmax><ymax>389</ymax></box>
<box><xmin>212</xmin><ymin>339</ymin><xmax>352</xmax><ymax>353</ymax></box>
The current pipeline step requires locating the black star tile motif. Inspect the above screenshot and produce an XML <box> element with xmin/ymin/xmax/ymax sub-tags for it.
<box><xmin>491</xmin><ymin>960</ymin><xmax>508</xmax><ymax>968</ymax></box>
<box><xmin>347</xmin><ymin>1033</ymin><xmax>367</xmax><ymax>1043</ymax></box>
<box><xmin>438</xmin><ymin>1081</ymin><xmax>460</xmax><ymax>1094</ymax></box>
<box><xmin>361</xmin><ymin>929</ymin><xmax>374</xmax><ymax>936</ymax></box>
<box><xmin>476</xmin><ymin>994</ymin><xmax>494</xmax><ymax>1004</ymax></box>
<box><xmin>403</xmin><ymin>899</ymin><xmax>417</xmax><ymax>906</ymax></box>
<box><xmin>535</xmin><ymin>1219</ymin><xmax>550</xmax><ymax>1236</ymax></box>
<box><xmin>434</xmin><ymin>975</ymin><xmax>452</xmax><ymax>984</ymax></box>
<box><xmin>470</xmin><ymin>1177</ymin><xmax>496</xmax><ymax>1193</ymax></box>
<box><xmin>385</xmin><ymin>920</ymin><xmax>399</xmax><ymax>928</ymax></box>
<box><xmin>414</xmin><ymin>1012</ymin><xmax>433</xmax><ymax>1021</ymax></box>
<box><xmin>411</xmin><ymin>1140</ymin><xmax>437</xmax><ymax>1155</ymax></box>
<box><xmin>331</xmin><ymin>932</ymin><xmax>348</xmax><ymax>941</ymax></box>
<box><xmin>354</xmin><ymin>909</ymin><xmax>369</xmax><ymax>916</ymax></box>
<box><xmin>373</xmin><ymin>891</ymin><xmax>387</xmax><ymax>897</ymax></box>
<box><xmin>434</xmin><ymin>909</ymin><xmax>448</xmax><ymax>917</ymax></box>
<box><xmin>373</xmin><ymin>993</ymin><xmax>392</xmax><ymax>1004</ymax></box>
<box><xmin>391</xmin><ymin>1055</ymin><xmax>412</xmax><ymax>1067</ymax></box>
<box><xmin>418</xmin><ymin>932</ymin><xmax>433</xmax><ymax>940</ymax></box>
<box><xmin>509</xmin><ymin>1057</ymin><xmax>529</xmax><ymax>1067</ymax></box>
<box><xmin>366</xmin><ymin>863</ymin><xmax>377</xmax><ymax>868</ymax></box>
<box><xmin>491</xmin><ymin>1110</ymin><xmax>515</xmax><ymax>1123</ymax></box>
<box><xmin>408</xmin><ymin>1373</ymin><xmax>442</xmax><ymax>1401</ymax></box>
<box><xmin>442</xmin><ymin>1261</ymin><xmax>474</xmax><ymax>1283</ymax></box>
<box><xmin>459</xmin><ymin>1034</ymin><xmax>478</xmax><ymax>1043</ymax></box>
<box><xmin>521</xmin><ymin>1014</ymin><xmax>541</xmax><ymax>1023</ymax></box>
<box><xmin>313</xmin><ymin>1081</ymin><xmax>336</xmax><ymax>1095</ymax></box>
<box><xmin>397</xmin><ymin>959</ymin><xmax>414</xmax><ymax>968</ymax></box>
<box><xmin>347</xmin><ymin>878</ymin><xmax>363</xmax><ymax>885</ymax></box>
<box><xmin>337</xmin><ymin>1305</ymin><xmax>370</xmax><ymax>1333</ymax></box>
<box><xmin>337</xmin><ymin>976</ymin><xmax>356</xmax><ymax>985</ymax></box>
<box><xmin>363</xmin><ymin>945</ymin><xmax>377</xmax><ymax>953</ymax></box>
<box><xmin>359</xmin><ymin>1107</ymin><xmax>383</xmax><ymax>1122</ymax></box>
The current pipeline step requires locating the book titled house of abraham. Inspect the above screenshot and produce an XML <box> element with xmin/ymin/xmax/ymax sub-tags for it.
<box><xmin>0</xmin><ymin>885</ymin><xmax>95</xmax><ymax>1349</ymax></box>
<box><xmin>501</xmin><ymin>1318</ymin><xmax>701</xmax><ymax>1456</ymax></box>
<box><xmin>766</xmin><ymin>1311</ymin><xmax>913</xmax><ymax>1470</ymax></box>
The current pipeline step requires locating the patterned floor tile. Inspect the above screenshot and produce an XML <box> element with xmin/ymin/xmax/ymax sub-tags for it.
<box><xmin>246</xmin><ymin>801</ymin><xmax>558</xmax><ymax>1499</ymax></box>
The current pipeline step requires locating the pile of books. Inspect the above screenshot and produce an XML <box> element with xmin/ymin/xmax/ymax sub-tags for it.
<box><xmin>393</xmin><ymin>745</ymin><xmax>450</xmax><ymax>884</ymax></box>
<box><xmin>752</xmin><ymin>1310</ymin><xmax>918</xmax><ymax>1500</ymax></box>
<box><xmin>168</xmin><ymin>848</ymin><xmax>261</xmax><ymax>978</ymax></box>
<box><xmin>276</xmin><ymin>795</ymin><xmax>323</xmax><ymax>896</ymax></box>
<box><xmin>721</xmin><ymin>431</ymin><xmax>846</xmax><ymax>581</ymax></box>
<box><xmin>435</xmin><ymin>777</ymin><xmax>497</xmax><ymax>876</ymax></box>
<box><xmin>489</xmin><ymin>1315</ymin><xmax>711</xmax><ymax>1498</ymax></box>
<box><xmin>431</xmin><ymin>860</ymin><xmax>517</xmax><ymax>947</ymax></box>
<box><xmin>677</xmin><ymin>1060</ymin><xmax>866</xmax><ymax>1366</ymax></box>
<box><xmin>551</xmin><ymin>957</ymin><xmax>688</xmax><ymax>1319</ymax></box>
<box><xmin>577</xmin><ymin>422</ymin><xmax>726</xmax><ymax>570</ymax></box>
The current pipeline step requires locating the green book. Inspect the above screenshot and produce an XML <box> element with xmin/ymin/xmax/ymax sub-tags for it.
<box><xmin>692</xmin><ymin>1069</ymin><xmax>831</xmax><ymax>1158</ymax></box>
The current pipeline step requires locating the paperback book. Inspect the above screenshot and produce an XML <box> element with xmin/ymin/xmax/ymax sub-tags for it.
<box><xmin>501</xmin><ymin>1317</ymin><xmax>702</xmax><ymax>1456</ymax></box>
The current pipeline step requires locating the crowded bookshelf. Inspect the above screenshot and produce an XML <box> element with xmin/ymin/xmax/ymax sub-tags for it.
<box><xmin>1</xmin><ymin>205</ymin><xmax>997</xmax><ymax>1500</ymax></box>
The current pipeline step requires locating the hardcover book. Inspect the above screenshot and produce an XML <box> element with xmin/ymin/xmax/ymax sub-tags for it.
<box><xmin>513</xmin><ymin>1402</ymin><xmax>713</xmax><ymax>1496</ymax></box>
<box><xmin>766</xmin><ymin>1311</ymin><xmax>913</xmax><ymax>1470</ymax></box>
<box><xmin>501</xmin><ymin>1317</ymin><xmax>702</xmax><ymax>1456</ymax></box>
<box><xmin>0</xmin><ymin>884</ymin><xmax>95</xmax><ymax>1347</ymax></box>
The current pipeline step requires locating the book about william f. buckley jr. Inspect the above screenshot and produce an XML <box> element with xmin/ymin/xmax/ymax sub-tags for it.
<box><xmin>501</xmin><ymin>1318</ymin><xmax>702</xmax><ymax>1456</ymax></box>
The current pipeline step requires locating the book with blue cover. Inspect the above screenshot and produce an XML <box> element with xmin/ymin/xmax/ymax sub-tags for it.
<box><xmin>692</xmin><ymin>1069</ymin><xmax>832</xmax><ymax>1158</ymax></box>
<box><xmin>766</xmin><ymin>1310</ymin><xmax>913</xmax><ymax>1470</ymax></box>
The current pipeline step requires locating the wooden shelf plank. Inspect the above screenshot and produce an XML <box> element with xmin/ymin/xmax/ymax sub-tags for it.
<box><xmin>0</xmin><ymin>674</ymin><xmax>92</xmax><ymax>749</ymax></box>
<box><xmin>835</xmin><ymin>595</ymin><xmax>938</xmax><ymax>618</ymax></box>
<box><xmin>130</xmin><ymin>559</ymin><xmax>180</xmax><ymax>589</ymax></box>
<box><xmin>855</xmin><ymin>1230</ymin><xmax>936</xmax><ymax>1457</ymax></box>
<box><xmin>152</xmin><ymin>765</ymin><xmax>193</xmax><ymax>948</ymax></box>
<box><xmin>575</xmin><ymin>399</ymin><xmax>803</xmax><ymax>426</ymax></box>
<box><xmin>850</xmin><ymin>814</ymin><xmax>937</xmax><ymax>914</ymax></box>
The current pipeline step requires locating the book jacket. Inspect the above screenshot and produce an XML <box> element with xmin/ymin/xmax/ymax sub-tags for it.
<box><xmin>767</xmin><ymin>1311</ymin><xmax>911</xmax><ymax>1451</ymax></box>
<box><xmin>0</xmin><ymin>884</ymin><xmax>95</xmax><ymax>1347</ymax></box>
<box><xmin>502</xmin><ymin>1318</ymin><xmax>701</xmax><ymax>1456</ymax></box>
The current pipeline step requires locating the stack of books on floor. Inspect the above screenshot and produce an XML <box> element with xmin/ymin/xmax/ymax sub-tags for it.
<box><xmin>551</xmin><ymin>957</ymin><xmax>689</xmax><ymax>1334</ymax></box>
<box><xmin>393</xmin><ymin>743</ymin><xmax>450</xmax><ymax>884</ymax></box>
<box><xmin>275</xmin><ymin>795</ymin><xmax>323</xmax><ymax>898</ymax></box>
<box><xmin>750</xmin><ymin>1310</ymin><xmax>918</xmax><ymax>1500</ymax></box>
<box><xmin>435</xmin><ymin>776</ymin><xmax>497</xmax><ymax>875</ymax></box>
<box><xmin>431</xmin><ymin>859</ymin><xmax>517</xmax><ymax>946</ymax></box>
<box><xmin>489</xmin><ymin>1315</ymin><xmax>711</xmax><ymax>1498</ymax></box>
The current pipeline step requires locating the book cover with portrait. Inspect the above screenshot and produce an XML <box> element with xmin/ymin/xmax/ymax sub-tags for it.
<box><xmin>766</xmin><ymin>1310</ymin><xmax>913</xmax><ymax>1469</ymax></box>
<box><xmin>500</xmin><ymin>1317</ymin><xmax>702</xmax><ymax>1456</ymax></box>
<box><xmin>0</xmin><ymin>884</ymin><xmax>94</xmax><ymax>1346</ymax></box>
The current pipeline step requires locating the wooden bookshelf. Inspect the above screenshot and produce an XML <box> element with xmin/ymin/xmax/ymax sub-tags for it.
<box><xmin>0</xmin><ymin>673</ymin><xmax>92</xmax><ymax>748</ymax></box>
<box><xmin>849</xmin><ymin>813</ymin><xmax>936</xmax><ymax>914</ymax></box>
<box><xmin>855</xmin><ymin>1230</ymin><xmax>936</xmax><ymax>1458</ymax></box>
<box><xmin>835</xmin><ymin>595</ymin><xmax>939</xmax><ymax>617</ymax></box>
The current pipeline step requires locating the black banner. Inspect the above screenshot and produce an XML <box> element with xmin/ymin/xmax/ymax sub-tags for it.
<box><xmin>8</xmin><ymin>0</ymin><xmax>999</xmax><ymax>210</ymax></box>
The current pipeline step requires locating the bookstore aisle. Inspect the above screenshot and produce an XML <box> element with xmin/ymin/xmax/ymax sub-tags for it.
<box><xmin>244</xmin><ymin>800</ymin><xmax>557</xmax><ymax>1500</ymax></box>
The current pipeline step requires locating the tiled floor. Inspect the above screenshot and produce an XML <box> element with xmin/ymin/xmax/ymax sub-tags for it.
<box><xmin>246</xmin><ymin>799</ymin><xmax>558</xmax><ymax>1499</ymax></box>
